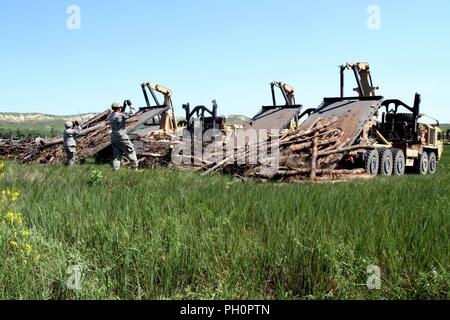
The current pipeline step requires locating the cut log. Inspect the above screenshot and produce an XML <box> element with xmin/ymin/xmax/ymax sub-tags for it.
<box><xmin>310</xmin><ymin>137</ymin><xmax>319</xmax><ymax>180</ymax></box>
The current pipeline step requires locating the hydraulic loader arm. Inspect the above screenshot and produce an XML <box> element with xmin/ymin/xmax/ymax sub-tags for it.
<box><xmin>141</xmin><ymin>82</ymin><xmax>177</xmax><ymax>132</ymax></box>
<box><xmin>271</xmin><ymin>81</ymin><xmax>296</xmax><ymax>106</ymax></box>
<box><xmin>340</xmin><ymin>62</ymin><xmax>379</xmax><ymax>97</ymax></box>
<box><xmin>142</xmin><ymin>82</ymin><xmax>173</xmax><ymax>107</ymax></box>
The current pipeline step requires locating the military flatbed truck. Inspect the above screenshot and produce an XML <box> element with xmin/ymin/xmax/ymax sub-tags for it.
<box><xmin>299</xmin><ymin>62</ymin><xmax>444</xmax><ymax>176</ymax></box>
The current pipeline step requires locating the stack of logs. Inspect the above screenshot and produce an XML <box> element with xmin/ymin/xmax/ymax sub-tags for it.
<box><xmin>0</xmin><ymin>140</ymin><xmax>34</xmax><ymax>160</ymax></box>
<box><xmin>1</xmin><ymin>114</ymin><xmax>372</xmax><ymax>182</ymax></box>
<box><xmin>0</xmin><ymin>110</ymin><xmax>177</xmax><ymax>167</ymax></box>
<box><xmin>137</xmin><ymin>131</ymin><xmax>180</xmax><ymax>168</ymax></box>
<box><xmin>202</xmin><ymin>118</ymin><xmax>372</xmax><ymax>182</ymax></box>
<box><xmin>19</xmin><ymin>110</ymin><xmax>113</xmax><ymax>164</ymax></box>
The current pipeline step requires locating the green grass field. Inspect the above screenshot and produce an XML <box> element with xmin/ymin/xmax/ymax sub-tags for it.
<box><xmin>0</xmin><ymin>147</ymin><xmax>449</xmax><ymax>300</ymax></box>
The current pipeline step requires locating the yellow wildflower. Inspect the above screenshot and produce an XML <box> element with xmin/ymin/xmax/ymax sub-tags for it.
<box><xmin>6</xmin><ymin>211</ymin><xmax>16</xmax><ymax>223</ymax></box>
<box><xmin>24</xmin><ymin>243</ymin><xmax>33</xmax><ymax>254</ymax></box>
<box><xmin>22</xmin><ymin>229</ymin><xmax>30</xmax><ymax>237</ymax></box>
<box><xmin>11</xmin><ymin>192</ymin><xmax>20</xmax><ymax>202</ymax></box>
<box><xmin>10</xmin><ymin>241</ymin><xmax>18</xmax><ymax>248</ymax></box>
<box><xmin>17</xmin><ymin>214</ymin><xmax>23</xmax><ymax>226</ymax></box>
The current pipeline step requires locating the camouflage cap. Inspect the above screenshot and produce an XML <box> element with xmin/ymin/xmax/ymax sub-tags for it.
<box><xmin>65</xmin><ymin>121</ymin><xmax>73</xmax><ymax>129</ymax></box>
<box><xmin>111</xmin><ymin>102</ymin><xmax>123</xmax><ymax>110</ymax></box>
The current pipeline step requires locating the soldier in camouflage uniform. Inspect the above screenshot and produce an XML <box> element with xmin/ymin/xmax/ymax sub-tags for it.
<box><xmin>63</xmin><ymin>121</ymin><xmax>83</xmax><ymax>166</ymax></box>
<box><xmin>109</xmin><ymin>102</ymin><xmax>139</xmax><ymax>171</ymax></box>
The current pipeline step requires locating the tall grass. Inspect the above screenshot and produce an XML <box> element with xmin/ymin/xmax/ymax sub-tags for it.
<box><xmin>0</xmin><ymin>148</ymin><xmax>449</xmax><ymax>300</ymax></box>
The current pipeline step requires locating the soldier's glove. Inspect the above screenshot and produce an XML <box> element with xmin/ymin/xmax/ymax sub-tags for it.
<box><xmin>124</xmin><ymin>100</ymin><xmax>134</xmax><ymax>115</ymax></box>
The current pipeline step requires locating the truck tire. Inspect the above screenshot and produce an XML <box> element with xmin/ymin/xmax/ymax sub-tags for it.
<box><xmin>379</xmin><ymin>149</ymin><xmax>393</xmax><ymax>176</ymax></box>
<box><xmin>416</xmin><ymin>152</ymin><xmax>429</xmax><ymax>175</ymax></box>
<box><xmin>365</xmin><ymin>149</ymin><xmax>379</xmax><ymax>176</ymax></box>
<box><xmin>392</xmin><ymin>149</ymin><xmax>406</xmax><ymax>176</ymax></box>
<box><xmin>428</xmin><ymin>152</ymin><xmax>437</xmax><ymax>175</ymax></box>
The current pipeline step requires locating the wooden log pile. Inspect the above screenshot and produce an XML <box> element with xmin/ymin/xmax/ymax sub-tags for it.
<box><xmin>1</xmin><ymin>113</ymin><xmax>374</xmax><ymax>182</ymax></box>
<box><xmin>18</xmin><ymin>110</ymin><xmax>112</xmax><ymax>164</ymax></box>
<box><xmin>201</xmin><ymin>117</ymin><xmax>373</xmax><ymax>182</ymax></box>
<box><xmin>0</xmin><ymin>139</ymin><xmax>35</xmax><ymax>159</ymax></box>
<box><xmin>0</xmin><ymin>111</ymin><xmax>177</xmax><ymax>167</ymax></box>
<box><xmin>136</xmin><ymin>131</ymin><xmax>180</xmax><ymax>168</ymax></box>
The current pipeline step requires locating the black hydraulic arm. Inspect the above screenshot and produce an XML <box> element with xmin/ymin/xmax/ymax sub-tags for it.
<box><xmin>141</xmin><ymin>82</ymin><xmax>161</xmax><ymax>108</ymax></box>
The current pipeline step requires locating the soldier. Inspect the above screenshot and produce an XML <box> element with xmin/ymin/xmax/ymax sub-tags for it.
<box><xmin>63</xmin><ymin>121</ymin><xmax>82</xmax><ymax>166</ymax></box>
<box><xmin>110</xmin><ymin>102</ymin><xmax>139</xmax><ymax>171</ymax></box>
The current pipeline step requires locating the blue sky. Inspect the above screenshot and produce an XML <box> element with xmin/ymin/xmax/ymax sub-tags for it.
<box><xmin>0</xmin><ymin>0</ymin><xmax>449</xmax><ymax>122</ymax></box>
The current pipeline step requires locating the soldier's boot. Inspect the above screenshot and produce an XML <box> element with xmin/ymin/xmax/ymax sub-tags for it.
<box><xmin>112</xmin><ymin>158</ymin><xmax>122</xmax><ymax>171</ymax></box>
<box><xmin>128</xmin><ymin>151</ymin><xmax>140</xmax><ymax>170</ymax></box>
<box><xmin>67</xmin><ymin>152</ymin><xmax>76</xmax><ymax>166</ymax></box>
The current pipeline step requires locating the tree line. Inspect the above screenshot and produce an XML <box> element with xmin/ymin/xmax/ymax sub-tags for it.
<box><xmin>0</xmin><ymin>127</ymin><xmax>62</xmax><ymax>139</ymax></box>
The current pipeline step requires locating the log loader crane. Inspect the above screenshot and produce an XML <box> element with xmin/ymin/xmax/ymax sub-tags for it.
<box><xmin>340</xmin><ymin>62</ymin><xmax>379</xmax><ymax>97</ymax></box>
<box><xmin>181</xmin><ymin>100</ymin><xmax>226</xmax><ymax>134</ymax></box>
<box><xmin>141</xmin><ymin>82</ymin><xmax>177</xmax><ymax>133</ymax></box>
<box><xmin>299</xmin><ymin>62</ymin><xmax>444</xmax><ymax>176</ymax></box>
<box><xmin>271</xmin><ymin>81</ymin><xmax>296</xmax><ymax>107</ymax></box>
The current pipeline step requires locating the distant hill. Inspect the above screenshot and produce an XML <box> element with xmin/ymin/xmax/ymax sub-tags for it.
<box><xmin>0</xmin><ymin>112</ymin><xmax>97</xmax><ymax>124</ymax></box>
<box><xmin>0</xmin><ymin>112</ymin><xmax>251</xmax><ymax>138</ymax></box>
<box><xmin>225</xmin><ymin>115</ymin><xmax>251</xmax><ymax>126</ymax></box>
<box><xmin>0</xmin><ymin>113</ymin><xmax>97</xmax><ymax>138</ymax></box>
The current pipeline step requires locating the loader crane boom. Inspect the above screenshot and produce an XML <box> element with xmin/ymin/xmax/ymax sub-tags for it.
<box><xmin>141</xmin><ymin>82</ymin><xmax>177</xmax><ymax>132</ymax></box>
<box><xmin>271</xmin><ymin>81</ymin><xmax>296</xmax><ymax>106</ymax></box>
<box><xmin>340</xmin><ymin>62</ymin><xmax>379</xmax><ymax>97</ymax></box>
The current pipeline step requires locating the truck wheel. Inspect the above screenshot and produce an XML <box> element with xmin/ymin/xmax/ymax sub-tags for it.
<box><xmin>379</xmin><ymin>149</ymin><xmax>393</xmax><ymax>176</ymax></box>
<box><xmin>416</xmin><ymin>152</ymin><xmax>429</xmax><ymax>175</ymax></box>
<box><xmin>428</xmin><ymin>152</ymin><xmax>437</xmax><ymax>175</ymax></box>
<box><xmin>392</xmin><ymin>149</ymin><xmax>405</xmax><ymax>176</ymax></box>
<box><xmin>365</xmin><ymin>149</ymin><xmax>379</xmax><ymax>176</ymax></box>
